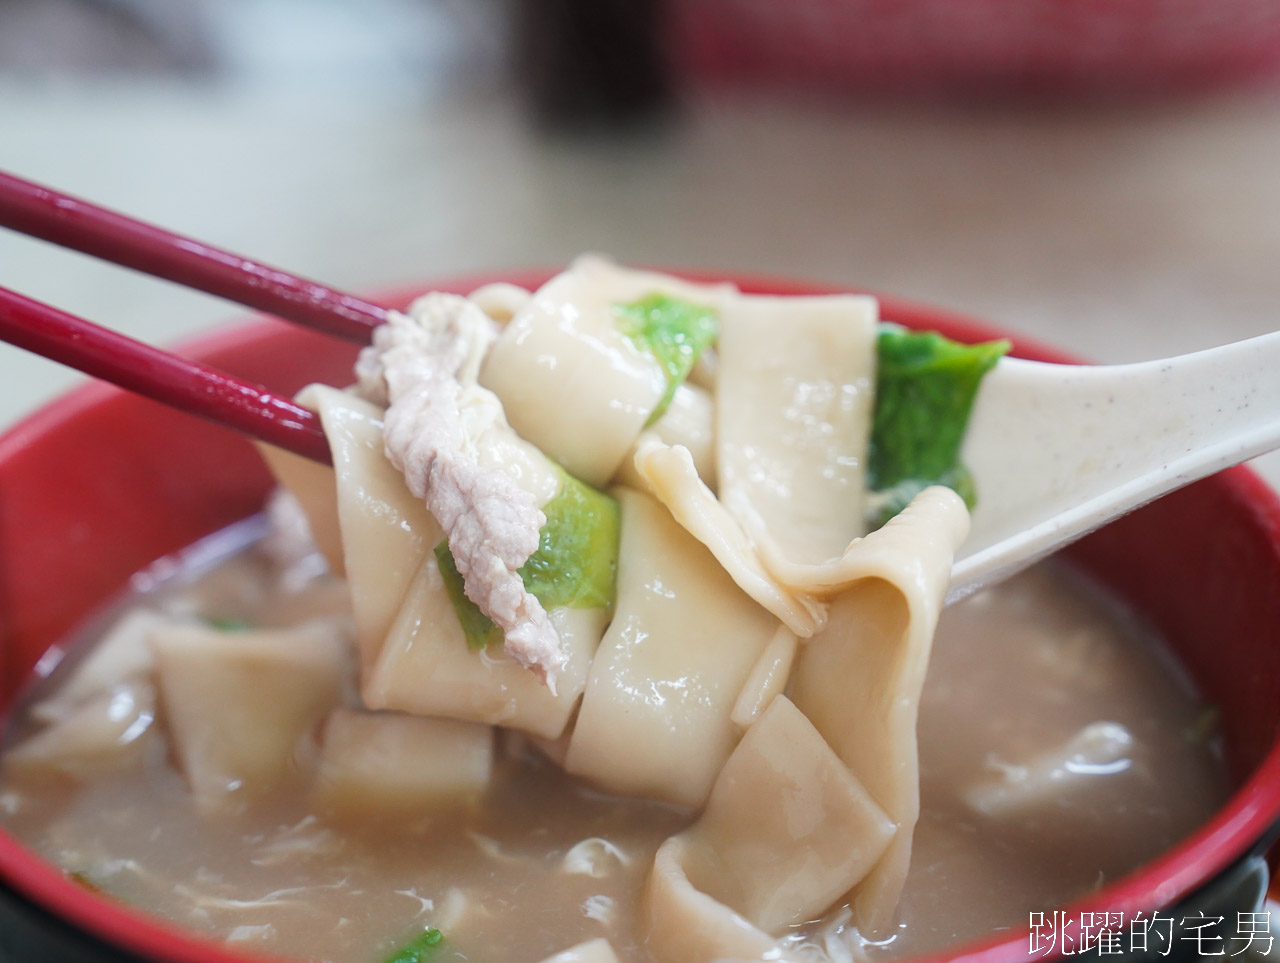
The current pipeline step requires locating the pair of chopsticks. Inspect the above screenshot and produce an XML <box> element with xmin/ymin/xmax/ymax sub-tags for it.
<box><xmin>0</xmin><ymin>170</ymin><xmax>392</xmax><ymax>464</ymax></box>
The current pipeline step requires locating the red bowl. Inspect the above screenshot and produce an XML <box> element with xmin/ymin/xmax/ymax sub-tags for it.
<box><xmin>1</xmin><ymin>272</ymin><xmax>1279</xmax><ymax>963</ymax></box>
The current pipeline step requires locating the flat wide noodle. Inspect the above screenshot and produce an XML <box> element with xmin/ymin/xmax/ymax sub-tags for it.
<box><xmin>150</xmin><ymin>621</ymin><xmax>348</xmax><ymax>813</ymax></box>
<box><xmin>29</xmin><ymin>609</ymin><xmax>165</xmax><ymax>724</ymax></box>
<box><xmin>730</xmin><ymin>624</ymin><xmax>798</xmax><ymax>730</ymax></box>
<box><xmin>717</xmin><ymin>294</ymin><xmax>878</xmax><ymax>566</ymax></box>
<box><xmin>631</xmin><ymin>439</ymin><xmax>825</xmax><ymax>636</ymax></box>
<box><xmin>467</xmin><ymin>282</ymin><xmax>532</xmax><ymax>324</ymax></box>
<box><xmin>4</xmin><ymin>683</ymin><xmax>156</xmax><ymax>780</ymax></box>
<box><xmin>787</xmin><ymin>486</ymin><xmax>970</xmax><ymax>934</ymax></box>
<box><xmin>312</xmin><ymin>708</ymin><xmax>494</xmax><ymax>821</ymax></box>
<box><xmin>644</xmin><ymin>835</ymin><xmax>787</xmax><ymax>963</ymax></box>
<box><xmin>614</xmin><ymin>383</ymin><xmax>716</xmax><ymax>491</ymax></box>
<box><xmin>364</xmin><ymin>557</ymin><xmax>606</xmax><ymax>740</ymax></box>
<box><xmin>535</xmin><ymin>938</ymin><xmax>621</xmax><ymax>963</ymax></box>
<box><xmin>565</xmin><ymin>488</ymin><xmax>779</xmax><ymax>808</ymax></box>
<box><xmin>964</xmin><ymin>721</ymin><xmax>1136</xmax><ymax>818</ymax></box>
<box><xmin>479</xmin><ymin>256</ymin><xmax>736</xmax><ymax>486</ymax></box>
<box><xmin>296</xmin><ymin>385</ymin><xmax>441</xmax><ymax>670</ymax></box>
<box><xmin>256</xmin><ymin>441</ymin><xmax>344</xmax><ymax>576</ymax></box>
<box><xmin>680</xmin><ymin>695</ymin><xmax>895</xmax><ymax>934</ymax></box>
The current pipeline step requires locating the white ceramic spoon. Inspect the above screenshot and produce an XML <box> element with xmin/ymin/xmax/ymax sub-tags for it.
<box><xmin>948</xmin><ymin>330</ymin><xmax>1280</xmax><ymax>604</ymax></box>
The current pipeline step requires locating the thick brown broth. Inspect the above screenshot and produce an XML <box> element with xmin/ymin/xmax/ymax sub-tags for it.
<box><xmin>0</xmin><ymin>534</ymin><xmax>1228</xmax><ymax>963</ymax></box>
<box><xmin>871</xmin><ymin>565</ymin><xmax>1226</xmax><ymax>958</ymax></box>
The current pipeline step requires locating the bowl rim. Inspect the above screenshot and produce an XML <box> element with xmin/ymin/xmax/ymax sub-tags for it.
<box><xmin>1</xmin><ymin>268</ymin><xmax>1278</xmax><ymax>963</ymax></box>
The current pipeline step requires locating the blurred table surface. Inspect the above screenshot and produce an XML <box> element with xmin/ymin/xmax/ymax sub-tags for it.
<box><xmin>2</xmin><ymin>79</ymin><xmax>1279</xmax><ymax>487</ymax></box>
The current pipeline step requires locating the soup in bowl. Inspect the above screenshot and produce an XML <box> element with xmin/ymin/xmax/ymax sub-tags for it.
<box><xmin>0</xmin><ymin>266</ymin><xmax>1278</xmax><ymax>963</ymax></box>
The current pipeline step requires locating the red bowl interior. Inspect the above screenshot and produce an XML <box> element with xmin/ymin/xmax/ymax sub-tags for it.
<box><xmin>1</xmin><ymin>271</ymin><xmax>1279</xmax><ymax>963</ymax></box>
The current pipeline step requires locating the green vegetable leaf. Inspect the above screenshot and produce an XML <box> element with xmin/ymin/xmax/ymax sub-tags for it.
<box><xmin>68</xmin><ymin>871</ymin><xmax>104</xmax><ymax>895</ymax></box>
<box><xmin>614</xmin><ymin>293</ymin><xmax>719</xmax><ymax>425</ymax></box>
<box><xmin>867</xmin><ymin>325</ymin><xmax>1009</xmax><ymax>527</ymax></box>
<box><xmin>518</xmin><ymin>468</ymin><xmax>620</xmax><ymax>610</ymax></box>
<box><xmin>435</xmin><ymin>542</ymin><xmax>504</xmax><ymax>652</ymax></box>
<box><xmin>436</xmin><ymin>468</ymin><xmax>621</xmax><ymax>652</ymax></box>
<box><xmin>383</xmin><ymin>927</ymin><xmax>444</xmax><ymax>963</ymax></box>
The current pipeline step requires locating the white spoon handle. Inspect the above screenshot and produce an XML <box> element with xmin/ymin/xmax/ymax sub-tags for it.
<box><xmin>949</xmin><ymin>330</ymin><xmax>1280</xmax><ymax>604</ymax></box>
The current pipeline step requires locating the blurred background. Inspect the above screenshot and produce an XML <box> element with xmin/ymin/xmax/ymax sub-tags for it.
<box><xmin>2</xmin><ymin>0</ymin><xmax>1280</xmax><ymax>483</ymax></box>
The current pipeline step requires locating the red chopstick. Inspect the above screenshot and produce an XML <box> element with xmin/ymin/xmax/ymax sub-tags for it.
<box><xmin>0</xmin><ymin>286</ymin><xmax>332</xmax><ymax>464</ymax></box>
<box><xmin>0</xmin><ymin>171</ymin><xmax>387</xmax><ymax>343</ymax></box>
